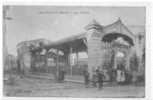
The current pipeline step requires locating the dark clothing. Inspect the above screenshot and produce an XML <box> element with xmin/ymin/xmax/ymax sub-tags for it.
<box><xmin>58</xmin><ymin>70</ymin><xmax>65</xmax><ymax>82</ymax></box>
<box><xmin>92</xmin><ymin>74</ymin><xmax>98</xmax><ymax>87</ymax></box>
<box><xmin>97</xmin><ymin>72</ymin><xmax>104</xmax><ymax>89</ymax></box>
<box><xmin>97</xmin><ymin>72</ymin><xmax>104</xmax><ymax>82</ymax></box>
<box><xmin>60</xmin><ymin>71</ymin><xmax>65</xmax><ymax>81</ymax></box>
<box><xmin>111</xmin><ymin>69</ymin><xmax>116</xmax><ymax>82</ymax></box>
<box><xmin>83</xmin><ymin>71</ymin><xmax>90</xmax><ymax>87</ymax></box>
<box><xmin>98</xmin><ymin>81</ymin><xmax>103</xmax><ymax>89</ymax></box>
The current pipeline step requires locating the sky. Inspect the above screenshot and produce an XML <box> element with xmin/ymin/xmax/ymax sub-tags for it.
<box><xmin>4</xmin><ymin>6</ymin><xmax>145</xmax><ymax>56</ymax></box>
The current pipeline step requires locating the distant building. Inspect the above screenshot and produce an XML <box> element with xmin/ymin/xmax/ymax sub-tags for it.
<box><xmin>17</xmin><ymin>38</ymin><xmax>51</xmax><ymax>72</ymax></box>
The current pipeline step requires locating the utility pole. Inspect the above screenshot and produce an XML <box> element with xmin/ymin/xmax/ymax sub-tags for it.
<box><xmin>3</xmin><ymin>6</ymin><xmax>12</xmax><ymax>71</ymax></box>
<box><xmin>3</xmin><ymin>6</ymin><xmax>15</xmax><ymax>84</ymax></box>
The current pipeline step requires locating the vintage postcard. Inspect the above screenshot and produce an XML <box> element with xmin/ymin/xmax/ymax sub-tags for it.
<box><xmin>3</xmin><ymin>5</ymin><xmax>146</xmax><ymax>98</ymax></box>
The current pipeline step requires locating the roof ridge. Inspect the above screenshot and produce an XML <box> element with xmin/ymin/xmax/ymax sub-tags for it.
<box><xmin>103</xmin><ymin>18</ymin><xmax>121</xmax><ymax>28</ymax></box>
<box><xmin>103</xmin><ymin>18</ymin><xmax>135</xmax><ymax>37</ymax></box>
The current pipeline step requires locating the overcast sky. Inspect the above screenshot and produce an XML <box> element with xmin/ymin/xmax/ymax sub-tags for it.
<box><xmin>5</xmin><ymin>6</ymin><xmax>145</xmax><ymax>56</ymax></box>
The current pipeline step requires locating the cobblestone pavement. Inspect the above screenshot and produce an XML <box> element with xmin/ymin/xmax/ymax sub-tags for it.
<box><xmin>3</xmin><ymin>76</ymin><xmax>145</xmax><ymax>98</ymax></box>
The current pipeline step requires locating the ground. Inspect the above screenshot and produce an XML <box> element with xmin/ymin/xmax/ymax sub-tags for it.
<box><xmin>3</xmin><ymin>75</ymin><xmax>145</xmax><ymax>98</ymax></box>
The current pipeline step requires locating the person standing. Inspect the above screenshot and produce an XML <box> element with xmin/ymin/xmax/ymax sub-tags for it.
<box><xmin>83</xmin><ymin>70</ymin><xmax>90</xmax><ymax>88</ymax></box>
<box><xmin>116</xmin><ymin>69</ymin><xmax>122</xmax><ymax>84</ymax></box>
<box><xmin>58</xmin><ymin>68</ymin><xmax>66</xmax><ymax>82</ymax></box>
<box><xmin>97</xmin><ymin>69</ymin><xmax>105</xmax><ymax>90</ymax></box>
<box><xmin>120</xmin><ymin>70</ymin><xmax>125</xmax><ymax>84</ymax></box>
<box><xmin>92</xmin><ymin>70</ymin><xmax>98</xmax><ymax>87</ymax></box>
<box><xmin>60</xmin><ymin>69</ymin><xmax>66</xmax><ymax>82</ymax></box>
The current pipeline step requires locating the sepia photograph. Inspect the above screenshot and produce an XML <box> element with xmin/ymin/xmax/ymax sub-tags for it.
<box><xmin>3</xmin><ymin>5</ymin><xmax>145</xmax><ymax>98</ymax></box>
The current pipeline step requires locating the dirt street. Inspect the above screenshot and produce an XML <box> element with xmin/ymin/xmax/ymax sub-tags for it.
<box><xmin>3</xmin><ymin>77</ymin><xmax>145</xmax><ymax>98</ymax></box>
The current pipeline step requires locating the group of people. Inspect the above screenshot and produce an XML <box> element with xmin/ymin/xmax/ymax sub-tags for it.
<box><xmin>83</xmin><ymin>67</ymin><xmax>105</xmax><ymax>89</ymax></box>
<box><xmin>56</xmin><ymin>64</ymin><xmax>131</xmax><ymax>88</ymax></box>
<box><xmin>83</xmin><ymin>64</ymin><xmax>131</xmax><ymax>89</ymax></box>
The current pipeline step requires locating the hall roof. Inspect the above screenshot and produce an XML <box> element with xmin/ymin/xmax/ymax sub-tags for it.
<box><xmin>32</xmin><ymin>18</ymin><xmax>135</xmax><ymax>52</ymax></box>
<box><xmin>32</xmin><ymin>32</ymin><xmax>87</xmax><ymax>52</ymax></box>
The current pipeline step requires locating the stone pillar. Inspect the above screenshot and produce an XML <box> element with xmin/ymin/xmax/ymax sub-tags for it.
<box><xmin>138</xmin><ymin>55</ymin><xmax>143</xmax><ymax>74</ymax></box>
<box><xmin>85</xmin><ymin>19</ymin><xmax>103</xmax><ymax>79</ymax></box>
<box><xmin>69</xmin><ymin>47</ymin><xmax>73</xmax><ymax>75</ymax></box>
<box><xmin>125</xmin><ymin>54</ymin><xmax>130</xmax><ymax>71</ymax></box>
<box><xmin>30</xmin><ymin>52</ymin><xmax>35</xmax><ymax>70</ymax></box>
<box><xmin>45</xmin><ymin>49</ymin><xmax>49</xmax><ymax>72</ymax></box>
<box><xmin>114</xmin><ymin>54</ymin><xmax>118</xmax><ymax>69</ymax></box>
<box><xmin>23</xmin><ymin>52</ymin><xmax>31</xmax><ymax>74</ymax></box>
<box><xmin>56</xmin><ymin>49</ymin><xmax>59</xmax><ymax>78</ymax></box>
<box><xmin>76</xmin><ymin>52</ymin><xmax>79</xmax><ymax>66</ymax></box>
<box><xmin>85</xmin><ymin>20</ymin><xmax>103</xmax><ymax>79</ymax></box>
<box><xmin>65</xmin><ymin>51</ymin><xmax>69</xmax><ymax>66</ymax></box>
<box><xmin>87</xmin><ymin>34</ymin><xmax>104</xmax><ymax>79</ymax></box>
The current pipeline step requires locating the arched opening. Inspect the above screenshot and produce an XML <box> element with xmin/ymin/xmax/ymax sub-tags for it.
<box><xmin>101</xmin><ymin>32</ymin><xmax>134</xmax><ymax>82</ymax></box>
<box><xmin>102</xmin><ymin>33</ymin><xmax>134</xmax><ymax>46</ymax></box>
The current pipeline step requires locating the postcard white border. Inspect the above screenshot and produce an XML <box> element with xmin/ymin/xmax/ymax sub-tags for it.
<box><xmin>0</xmin><ymin>1</ymin><xmax>153</xmax><ymax>100</ymax></box>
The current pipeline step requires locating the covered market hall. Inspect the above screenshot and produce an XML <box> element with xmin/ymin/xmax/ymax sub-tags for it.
<box><xmin>17</xmin><ymin>18</ymin><xmax>145</xmax><ymax>82</ymax></box>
